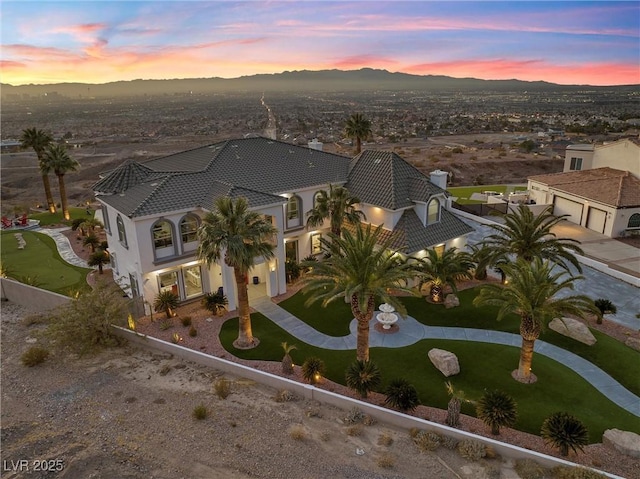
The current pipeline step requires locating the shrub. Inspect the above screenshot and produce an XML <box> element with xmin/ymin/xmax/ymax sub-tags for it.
<box><xmin>192</xmin><ymin>404</ymin><xmax>208</xmax><ymax>420</ymax></box>
<box><xmin>154</xmin><ymin>290</ymin><xmax>179</xmax><ymax>319</ymax></box>
<box><xmin>514</xmin><ymin>459</ymin><xmax>547</xmax><ymax>479</ymax></box>
<box><xmin>281</xmin><ymin>341</ymin><xmax>296</xmax><ymax>375</ymax></box>
<box><xmin>476</xmin><ymin>389</ymin><xmax>517</xmax><ymax>435</ymax></box>
<box><xmin>214</xmin><ymin>378</ymin><xmax>231</xmax><ymax>399</ymax></box>
<box><xmin>377</xmin><ymin>433</ymin><xmax>393</xmax><ymax>446</ymax></box>
<box><xmin>551</xmin><ymin>466</ymin><xmax>607</xmax><ymax>479</ymax></box>
<box><xmin>274</xmin><ymin>389</ymin><xmax>297</xmax><ymax>402</ymax></box>
<box><xmin>440</xmin><ymin>435</ymin><xmax>459</xmax><ymax>450</ymax></box>
<box><xmin>594</xmin><ymin>298</ymin><xmax>616</xmax><ymax>315</ymax></box>
<box><xmin>188</xmin><ymin>326</ymin><xmax>197</xmax><ymax>337</ymax></box>
<box><xmin>384</xmin><ymin>378</ymin><xmax>420</xmax><ymax>412</ymax></box>
<box><xmin>414</xmin><ymin>430</ymin><xmax>441</xmax><ymax>451</ymax></box>
<box><xmin>344</xmin><ymin>407</ymin><xmax>365</xmax><ymax>424</ymax></box>
<box><xmin>345</xmin><ymin>360</ymin><xmax>381</xmax><ymax>398</ymax></box>
<box><xmin>21</xmin><ymin>346</ymin><xmax>49</xmax><ymax>367</ymax></box>
<box><xmin>201</xmin><ymin>292</ymin><xmax>228</xmax><ymax>316</ymax></box>
<box><xmin>40</xmin><ymin>282</ymin><xmax>128</xmax><ymax>355</ymax></box>
<box><xmin>457</xmin><ymin>439</ymin><xmax>487</xmax><ymax>461</ymax></box>
<box><xmin>180</xmin><ymin>316</ymin><xmax>192</xmax><ymax>327</ymax></box>
<box><xmin>289</xmin><ymin>425</ymin><xmax>307</xmax><ymax>441</ymax></box>
<box><xmin>159</xmin><ymin>318</ymin><xmax>172</xmax><ymax>331</ymax></box>
<box><xmin>301</xmin><ymin>356</ymin><xmax>325</xmax><ymax>384</ymax></box>
<box><xmin>376</xmin><ymin>453</ymin><xmax>395</xmax><ymax>469</ymax></box>
<box><xmin>541</xmin><ymin>412</ymin><xmax>589</xmax><ymax>457</ymax></box>
<box><xmin>346</xmin><ymin>425</ymin><xmax>363</xmax><ymax>437</ymax></box>
<box><xmin>285</xmin><ymin>259</ymin><xmax>302</xmax><ymax>283</ymax></box>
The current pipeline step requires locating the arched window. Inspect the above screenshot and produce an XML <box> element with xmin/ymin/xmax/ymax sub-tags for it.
<box><xmin>313</xmin><ymin>190</ymin><xmax>323</xmax><ymax>209</ymax></box>
<box><xmin>628</xmin><ymin>213</ymin><xmax>640</xmax><ymax>228</ymax></box>
<box><xmin>101</xmin><ymin>205</ymin><xmax>111</xmax><ymax>234</ymax></box>
<box><xmin>116</xmin><ymin>215</ymin><xmax>127</xmax><ymax>247</ymax></box>
<box><xmin>286</xmin><ymin>195</ymin><xmax>302</xmax><ymax>229</ymax></box>
<box><xmin>427</xmin><ymin>198</ymin><xmax>441</xmax><ymax>224</ymax></box>
<box><xmin>152</xmin><ymin>220</ymin><xmax>174</xmax><ymax>252</ymax></box>
<box><xmin>180</xmin><ymin>214</ymin><xmax>200</xmax><ymax>244</ymax></box>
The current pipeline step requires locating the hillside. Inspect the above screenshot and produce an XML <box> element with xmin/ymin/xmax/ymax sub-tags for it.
<box><xmin>3</xmin><ymin>68</ymin><xmax>638</xmax><ymax>99</ymax></box>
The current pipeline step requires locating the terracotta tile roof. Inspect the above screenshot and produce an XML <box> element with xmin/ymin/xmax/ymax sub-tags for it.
<box><xmin>528</xmin><ymin>167</ymin><xmax>640</xmax><ymax>208</ymax></box>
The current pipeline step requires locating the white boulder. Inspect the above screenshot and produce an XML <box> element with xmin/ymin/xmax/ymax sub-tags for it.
<box><xmin>603</xmin><ymin>429</ymin><xmax>640</xmax><ymax>458</ymax></box>
<box><xmin>444</xmin><ymin>294</ymin><xmax>460</xmax><ymax>309</ymax></box>
<box><xmin>428</xmin><ymin>348</ymin><xmax>460</xmax><ymax>377</ymax></box>
<box><xmin>549</xmin><ymin>317</ymin><xmax>596</xmax><ymax>346</ymax></box>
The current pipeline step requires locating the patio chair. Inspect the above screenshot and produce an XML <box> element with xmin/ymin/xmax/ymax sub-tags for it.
<box><xmin>16</xmin><ymin>214</ymin><xmax>28</xmax><ymax>226</ymax></box>
<box><xmin>1</xmin><ymin>216</ymin><xmax>12</xmax><ymax>229</ymax></box>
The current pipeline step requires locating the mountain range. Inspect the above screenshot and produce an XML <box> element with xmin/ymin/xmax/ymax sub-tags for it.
<box><xmin>2</xmin><ymin>68</ymin><xmax>637</xmax><ymax>99</ymax></box>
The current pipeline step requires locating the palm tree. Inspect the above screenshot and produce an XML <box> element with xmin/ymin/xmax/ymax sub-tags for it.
<box><xmin>154</xmin><ymin>290</ymin><xmax>179</xmax><ymax>319</ymax></box>
<box><xmin>88</xmin><ymin>250</ymin><xmax>109</xmax><ymax>274</ymax></box>
<box><xmin>417</xmin><ymin>247</ymin><xmax>474</xmax><ymax>303</ymax></box>
<box><xmin>81</xmin><ymin>217</ymin><xmax>103</xmax><ymax>235</ymax></box>
<box><xmin>281</xmin><ymin>342</ymin><xmax>297</xmax><ymax>375</ymax></box>
<box><xmin>300</xmin><ymin>223</ymin><xmax>418</xmax><ymax>362</ymax></box>
<box><xmin>20</xmin><ymin>128</ymin><xmax>56</xmax><ymax>213</ymax></box>
<box><xmin>476</xmin><ymin>389</ymin><xmax>517</xmax><ymax>435</ymax></box>
<box><xmin>345</xmin><ymin>360</ymin><xmax>382</xmax><ymax>398</ymax></box>
<box><xmin>197</xmin><ymin>196</ymin><xmax>277</xmax><ymax>348</ymax></box>
<box><xmin>306</xmin><ymin>184</ymin><xmax>366</xmax><ymax>237</ymax></box>
<box><xmin>540</xmin><ymin>411</ymin><xmax>589</xmax><ymax>457</ymax></box>
<box><xmin>83</xmin><ymin>233</ymin><xmax>100</xmax><ymax>253</ymax></box>
<box><xmin>478</xmin><ymin>204</ymin><xmax>584</xmax><ymax>274</ymax></box>
<box><xmin>344</xmin><ymin>113</ymin><xmax>372</xmax><ymax>154</ymax></box>
<box><xmin>473</xmin><ymin>258</ymin><xmax>600</xmax><ymax>383</ymax></box>
<box><xmin>44</xmin><ymin>144</ymin><xmax>79</xmax><ymax>221</ymax></box>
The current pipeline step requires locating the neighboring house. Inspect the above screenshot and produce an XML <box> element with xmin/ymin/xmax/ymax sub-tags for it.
<box><xmin>563</xmin><ymin>138</ymin><xmax>640</xmax><ymax>177</ymax></box>
<box><xmin>93</xmin><ymin>137</ymin><xmax>472</xmax><ymax>312</ymax></box>
<box><xmin>528</xmin><ymin>168</ymin><xmax>640</xmax><ymax>237</ymax></box>
<box><xmin>527</xmin><ymin>138</ymin><xmax>640</xmax><ymax>237</ymax></box>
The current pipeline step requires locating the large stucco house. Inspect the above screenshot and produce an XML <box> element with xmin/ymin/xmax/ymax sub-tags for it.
<box><xmin>93</xmin><ymin>137</ymin><xmax>473</xmax><ymax>312</ymax></box>
<box><xmin>527</xmin><ymin>138</ymin><xmax>640</xmax><ymax>237</ymax></box>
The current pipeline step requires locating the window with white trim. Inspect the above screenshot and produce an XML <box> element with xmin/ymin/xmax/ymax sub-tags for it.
<box><xmin>116</xmin><ymin>215</ymin><xmax>127</xmax><ymax>247</ymax></box>
<box><xmin>427</xmin><ymin>198</ymin><xmax>441</xmax><ymax>224</ymax></box>
<box><xmin>286</xmin><ymin>196</ymin><xmax>302</xmax><ymax>229</ymax></box>
<box><xmin>569</xmin><ymin>157</ymin><xmax>583</xmax><ymax>170</ymax></box>
<box><xmin>180</xmin><ymin>215</ymin><xmax>199</xmax><ymax>244</ymax></box>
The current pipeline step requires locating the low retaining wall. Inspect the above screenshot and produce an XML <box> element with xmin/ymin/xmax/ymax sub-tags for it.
<box><xmin>0</xmin><ymin>277</ymin><xmax>71</xmax><ymax>311</ymax></box>
<box><xmin>112</xmin><ymin>326</ymin><xmax>621</xmax><ymax>479</ymax></box>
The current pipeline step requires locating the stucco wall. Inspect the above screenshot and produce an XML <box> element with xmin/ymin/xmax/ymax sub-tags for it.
<box><xmin>0</xmin><ymin>278</ymin><xmax>71</xmax><ymax>311</ymax></box>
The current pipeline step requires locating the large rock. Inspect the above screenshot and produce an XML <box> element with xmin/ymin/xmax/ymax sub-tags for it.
<box><xmin>428</xmin><ymin>348</ymin><xmax>460</xmax><ymax>377</ymax></box>
<box><xmin>603</xmin><ymin>429</ymin><xmax>640</xmax><ymax>458</ymax></box>
<box><xmin>625</xmin><ymin>337</ymin><xmax>640</xmax><ymax>352</ymax></box>
<box><xmin>444</xmin><ymin>294</ymin><xmax>460</xmax><ymax>309</ymax></box>
<box><xmin>549</xmin><ymin>317</ymin><xmax>596</xmax><ymax>346</ymax></box>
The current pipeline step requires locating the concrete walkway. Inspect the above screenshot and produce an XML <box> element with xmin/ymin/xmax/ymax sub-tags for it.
<box><xmin>252</xmin><ymin>296</ymin><xmax>640</xmax><ymax>417</ymax></box>
<box><xmin>37</xmin><ymin>227</ymin><xmax>90</xmax><ymax>268</ymax></box>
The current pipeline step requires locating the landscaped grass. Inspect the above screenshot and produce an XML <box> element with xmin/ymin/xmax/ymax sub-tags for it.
<box><xmin>281</xmin><ymin>288</ymin><xmax>640</xmax><ymax>396</ymax></box>
<box><xmin>29</xmin><ymin>207</ymin><xmax>95</xmax><ymax>227</ymax></box>
<box><xmin>220</xmin><ymin>313</ymin><xmax>640</xmax><ymax>441</ymax></box>
<box><xmin>0</xmin><ymin>230</ymin><xmax>92</xmax><ymax>295</ymax></box>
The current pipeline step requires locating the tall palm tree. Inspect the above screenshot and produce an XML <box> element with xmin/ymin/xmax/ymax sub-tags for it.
<box><xmin>88</xmin><ymin>249</ymin><xmax>109</xmax><ymax>274</ymax></box>
<box><xmin>417</xmin><ymin>247</ymin><xmax>474</xmax><ymax>303</ymax></box>
<box><xmin>478</xmin><ymin>204</ymin><xmax>584</xmax><ymax>274</ymax></box>
<box><xmin>20</xmin><ymin>128</ymin><xmax>56</xmax><ymax>213</ymax></box>
<box><xmin>306</xmin><ymin>184</ymin><xmax>366</xmax><ymax>237</ymax></box>
<box><xmin>344</xmin><ymin>113</ymin><xmax>372</xmax><ymax>154</ymax></box>
<box><xmin>473</xmin><ymin>258</ymin><xmax>600</xmax><ymax>383</ymax></box>
<box><xmin>197</xmin><ymin>196</ymin><xmax>277</xmax><ymax>348</ymax></box>
<box><xmin>44</xmin><ymin>144</ymin><xmax>79</xmax><ymax>220</ymax></box>
<box><xmin>300</xmin><ymin>223</ymin><xmax>418</xmax><ymax>362</ymax></box>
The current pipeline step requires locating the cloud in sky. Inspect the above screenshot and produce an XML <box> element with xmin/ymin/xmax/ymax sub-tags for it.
<box><xmin>2</xmin><ymin>1</ymin><xmax>638</xmax><ymax>86</ymax></box>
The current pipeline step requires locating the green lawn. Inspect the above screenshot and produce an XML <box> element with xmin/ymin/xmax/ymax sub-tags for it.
<box><xmin>1</xmin><ymin>230</ymin><xmax>92</xmax><ymax>295</ymax></box>
<box><xmin>29</xmin><ymin>207</ymin><xmax>95</xmax><ymax>227</ymax></box>
<box><xmin>220</xmin><ymin>313</ymin><xmax>640</xmax><ymax>441</ymax></box>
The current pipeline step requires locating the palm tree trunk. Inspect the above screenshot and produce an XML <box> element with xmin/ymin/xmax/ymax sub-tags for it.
<box><xmin>351</xmin><ymin>294</ymin><xmax>375</xmax><ymax>362</ymax></box>
<box><xmin>58</xmin><ymin>174</ymin><xmax>70</xmax><ymax>220</ymax></box>
<box><xmin>42</xmin><ymin>174</ymin><xmax>56</xmax><ymax>213</ymax></box>
<box><xmin>234</xmin><ymin>267</ymin><xmax>255</xmax><ymax>348</ymax></box>
<box><xmin>356</xmin><ymin>137</ymin><xmax>362</xmax><ymax>154</ymax></box>
<box><xmin>517</xmin><ymin>337</ymin><xmax>536</xmax><ymax>382</ymax></box>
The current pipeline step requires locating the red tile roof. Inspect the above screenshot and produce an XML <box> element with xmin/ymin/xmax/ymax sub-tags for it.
<box><xmin>529</xmin><ymin>167</ymin><xmax>640</xmax><ymax>208</ymax></box>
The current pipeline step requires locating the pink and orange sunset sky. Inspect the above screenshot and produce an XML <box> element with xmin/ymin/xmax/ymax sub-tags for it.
<box><xmin>2</xmin><ymin>1</ymin><xmax>639</xmax><ymax>87</ymax></box>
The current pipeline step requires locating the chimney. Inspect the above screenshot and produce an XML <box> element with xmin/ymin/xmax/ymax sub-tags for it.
<box><xmin>430</xmin><ymin>169</ymin><xmax>448</xmax><ymax>189</ymax></box>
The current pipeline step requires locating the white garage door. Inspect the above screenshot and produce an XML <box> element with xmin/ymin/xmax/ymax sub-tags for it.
<box><xmin>586</xmin><ymin>207</ymin><xmax>607</xmax><ymax>234</ymax></box>
<box><xmin>553</xmin><ymin>196</ymin><xmax>583</xmax><ymax>224</ymax></box>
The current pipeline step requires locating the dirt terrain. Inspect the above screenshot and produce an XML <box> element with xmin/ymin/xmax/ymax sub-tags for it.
<box><xmin>1</xmin><ymin>132</ymin><xmax>563</xmax><ymax>214</ymax></box>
